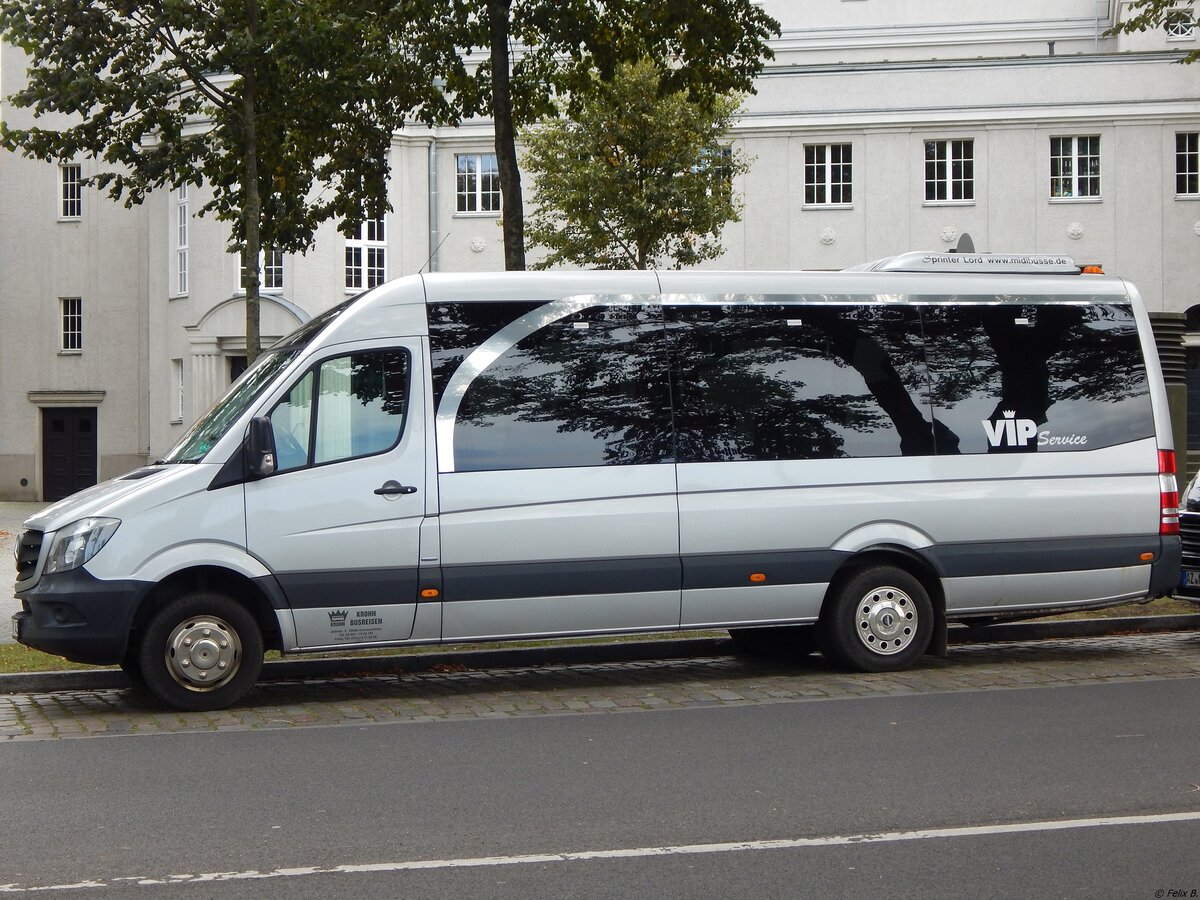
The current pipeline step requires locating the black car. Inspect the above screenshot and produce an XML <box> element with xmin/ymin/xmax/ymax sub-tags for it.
<box><xmin>1177</xmin><ymin>473</ymin><xmax>1200</xmax><ymax>603</ymax></box>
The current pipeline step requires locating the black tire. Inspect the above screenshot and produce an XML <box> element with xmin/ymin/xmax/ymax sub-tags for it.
<box><xmin>820</xmin><ymin>566</ymin><xmax>933</xmax><ymax>672</ymax></box>
<box><xmin>137</xmin><ymin>591</ymin><xmax>263</xmax><ymax>711</ymax></box>
<box><xmin>118</xmin><ymin>649</ymin><xmax>143</xmax><ymax>684</ymax></box>
<box><xmin>728</xmin><ymin>625</ymin><xmax>817</xmax><ymax>658</ymax></box>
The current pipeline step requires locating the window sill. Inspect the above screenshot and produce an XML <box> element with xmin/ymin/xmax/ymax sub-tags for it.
<box><xmin>454</xmin><ymin>211</ymin><xmax>501</xmax><ymax>219</ymax></box>
<box><xmin>802</xmin><ymin>203</ymin><xmax>854</xmax><ymax>211</ymax></box>
<box><xmin>921</xmin><ymin>200</ymin><xmax>975</xmax><ymax>207</ymax></box>
<box><xmin>1049</xmin><ymin>197</ymin><xmax>1102</xmax><ymax>204</ymax></box>
<box><xmin>57</xmin><ymin>349</ymin><xmax>82</xmax><ymax>357</ymax></box>
<box><xmin>1175</xmin><ymin>193</ymin><xmax>1200</xmax><ymax>201</ymax></box>
<box><xmin>57</xmin><ymin>217</ymin><xmax>82</xmax><ymax>224</ymax></box>
<box><xmin>169</xmin><ymin>293</ymin><xmax>189</xmax><ymax>301</ymax></box>
<box><xmin>169</xmin><ymin>418</ymin><xmax>183</xmax><ymax>425</ymax></box>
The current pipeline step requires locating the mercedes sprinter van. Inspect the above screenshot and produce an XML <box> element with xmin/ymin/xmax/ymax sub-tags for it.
<box><xmin>13</xmin><ymin>252</ymin><xmax>1181</xmax><ymax>709</ymax></box>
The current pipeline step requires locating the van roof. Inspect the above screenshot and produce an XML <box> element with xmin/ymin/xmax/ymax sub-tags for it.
<box><xmin>404</xmin><ymin>266</ymin><xmax>1127</xmax><ymax>307</ymax></box>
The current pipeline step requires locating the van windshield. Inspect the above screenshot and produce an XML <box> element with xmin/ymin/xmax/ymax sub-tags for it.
<box><xmin>160</xmin><ymin>299</ymin><xmax>354</xmax><ymax>464</ymax></box>
<box><xmin>161</xmin><ymin>350</ymin><xmax>299</xmax><ymax>464</ymax></box>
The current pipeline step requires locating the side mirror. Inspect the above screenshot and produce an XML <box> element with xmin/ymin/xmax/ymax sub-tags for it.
<box><xmin>246</xmin><ymin>417</ymin><xmax>277</xmax><ymax>478</ymax></box>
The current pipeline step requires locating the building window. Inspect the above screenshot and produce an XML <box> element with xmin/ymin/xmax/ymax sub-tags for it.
<box><xmin>61</xmin><ymin>297</ymin><xmax>82</xmax><ymax>351</ymax></box>
<box><xmin>924</xmin><ymin>139</ymin><xmax>974</xmax><ymax>202</ymax></box>
<box><xmin>175</xmin><ymin>185</ymin><xmax>189</xmax><ymax>296</ymax></box>
<box><xmin>346</xmin><ymin>216</ymin><xmax>387</xmax><ymax>290</ymax></box>
<box><xmin>60</xmin><ymin>164</ymin><xmax>82</xmax><ymax>219</ymax></box>
<box><xmin>804</xmin><ymin>144</ymin><xmax>853</xmax><ymax>205</ymax></box>
<box><xmin>171</xmin><ymin>358</ymin><xmax>184</xmax><ymax>422</ymax></box>
<box><xmin>456</xmin><ymin>153</ymin><xmax>501</xmax><ymax>213</ymax></box>
<box><xmin>1166</xmin><ymin>10</ymin><xmax>1195</xmax><ymax>39</ymax></box>
<box><xmin>1050</xmin><ymin>136</ymin><xmax>1101</xmax><ymax>199</ymax></box>
<box><xmin>695</xmin><ymin>146</ymin><xmax>735</xmax><ymax>199</ymax></box>
<box><xmin>1178</xmin><ymin>132</ymin><xmax>1199</xmax><ymax>196</ymax></box>
<box><xmin>238</xmin><ymin>248</ymin><xmax>284</xmax><ymax>292</ymax></box>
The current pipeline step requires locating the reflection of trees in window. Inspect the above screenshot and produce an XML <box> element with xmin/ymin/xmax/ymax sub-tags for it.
<box><xmin>342</xmin><ymin>351</ymin><xmax>409</xmax><ymax>417</ymax></box>
<box><xmin>921</xmin><ymin>300</ymin><xmax>1152</xmax><ymax>453</ymax></box>
<box><xmin>433</xmin><ymin>304</ymin><xmax>673</xmax><ymax>470</ymax></box>
<box><xmin>429</xmin><ymin>297</ymin><xmax>1154</xmax><ymax>471</ymax></box>
<box><xmin>668</xmin><ymin>305</ymin><xmax>937</xmax><ymax>460</ymax></box>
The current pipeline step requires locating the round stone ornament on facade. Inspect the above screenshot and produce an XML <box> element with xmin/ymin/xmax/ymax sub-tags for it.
<box><xmin>469</xmin><ymin>238</ymin><xmax>487</xmax><ymax>253</ymax></box>
<box><xmin>1067</xmin><ymin>222</ymin><xmax>1084</xmax><ymax>240</ymax></box>
<box><xmin>819</xmin><ymin>227</ymin><xmax>837</xmax><ymax>245</ymax></box>
<box><xmin>939</xmin><ymin>226</ymin><xmax>958</xmax><ymax>244</ymax></box>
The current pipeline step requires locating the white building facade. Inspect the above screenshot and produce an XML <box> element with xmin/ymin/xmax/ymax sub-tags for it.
<box><xmin>2</xmin><ymin>0</ymin><xmax>1199</xmax><ymax>500</ymax></box>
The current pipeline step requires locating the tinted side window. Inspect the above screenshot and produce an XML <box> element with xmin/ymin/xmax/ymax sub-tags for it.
<box><xmin>432</xmin><ymin>302</ymin><xmax>672</xmax><ymax>472</ymax></box>
<box><xmin>267</xmin><ymin>348</ymin><xmax>410</xmax><ymax>472</ymax></box>
<box><xmin>922</xmin><ymin>302</ymin><xmax>1153</xmax><ymax>453</ymax></box>
<box><xmin>667</xmin><ymin>304</ymin><xmax>934</xmax><ymax>461</ymax></box>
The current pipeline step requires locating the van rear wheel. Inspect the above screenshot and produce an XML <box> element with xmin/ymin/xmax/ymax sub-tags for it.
<box><xmin>138</xmin><ymin>591</ymin><xmax>263</xmax><ymax>711</ymax></box>
<box><xmin>821</xmin><ymin>566</ymin><xmax>932</xmax><ymax>672</ymax></box>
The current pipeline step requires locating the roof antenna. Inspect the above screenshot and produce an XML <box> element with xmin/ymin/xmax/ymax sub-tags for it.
<box><xmin>953</xmin><ymin>233</ymin><xmax>975</xmax><ymax>254</ymax></box>
<box><xmin>420</xmin><ymin>232</ymin><xmax>451</xmax><ymax>275</ymax></box>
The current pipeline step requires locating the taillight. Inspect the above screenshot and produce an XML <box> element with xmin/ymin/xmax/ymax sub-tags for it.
<box><xmin>1159</xmin><ymin>449</ymin><xmax>1179</xmax><ymax>536</ymax></box>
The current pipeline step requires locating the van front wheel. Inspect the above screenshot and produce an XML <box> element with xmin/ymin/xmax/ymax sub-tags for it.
<box><xmin>821</xmin><ymin>567</ymin><xmax>932</xmax><ymax>672</ymax></box>
<box><xmin>138</xmin><ymin>591</ymin><xmax>263</xmax><ymax>711</ymax></box>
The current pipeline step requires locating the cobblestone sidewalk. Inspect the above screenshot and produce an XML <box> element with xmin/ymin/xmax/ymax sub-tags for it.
<box><xmin>2</xmin><ymin>631</ymin><xmax>1198</xmax><ymax>742</ymax></box>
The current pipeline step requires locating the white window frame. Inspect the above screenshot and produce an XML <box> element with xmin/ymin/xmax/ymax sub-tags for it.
<box><xmin>1177</xmin><ymin>132</ymin><xmax>1199</xmax><ymax>197</ymax></box>
<box><xmin>345</xmin><ymin>216</ymin><xmax>387</xmax><ymax>291</ymax></box>
<box><xmin>175</xmin><ymin>185</ymin><xmax>189</xmax><ymax>296</ymax></box>
<box><xmin>924</xmin><ymin>139</ymin><xmax>974</xmax><ymax>203</ymax></box>
<box><xmin>237</xmin><ymin>248</ymin><xmax>284</xmax><ymax>293</ymax></box>
<box><xmin>170</xmin><ymin>358</ymin><xmax>184</xmax><ymax>423</ymax></box>
<box><xmin>1050</xmin><ymin>135</ymin><xmax>1102</xmax><ymax>200</ymax></box>
<box><xmin>1166</xmin><ymin>9</ymin><xmax>1196</xmax><ymax>39</ymax></box>
<box><xmin>456</xmin><ymin>153</ymin><xmax>501</xmax><ymax>214</ymax></box>
<box><xmin>59</xmin><ymin>164</ymin><xmax>82</xmax><ymax>220</ymax></box>
<box><xmin>60</xmin><ymin>297</ymin><xmax>82</xmax><ymax>352</ymax></box>
<box><xmin>804</xmin><ymin>143</ymin><xmax>853</xmax><ymax>207</ymax></box>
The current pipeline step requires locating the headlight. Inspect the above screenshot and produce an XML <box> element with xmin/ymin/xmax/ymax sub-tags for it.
<box><xmin>43</xmin><ymin>518</ymin><xmax>121</xmax><ymax>575</ymax></box>
<box><xmin>1187</xmin><ymin>474</ymin><xmax>1200</xmax><ymax>512</ymax></box>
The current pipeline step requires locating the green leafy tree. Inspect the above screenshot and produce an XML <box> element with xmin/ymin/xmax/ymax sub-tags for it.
<box><xmin>435</xmin><ymin>0</ymin><xmax>779</xmax><ymax>270</ymax></box>
<box><xmin>519</xmin><ymin>60</ymin><xmax>750</xmax><ymax>270</ymax></box>
<box><xmin>0</xmin><ymin>0</ymin><xmax>452</xmax><ymax>360</ymax></box>
<box><xmin>1108</xmin><ymin>1</ymin><xmax>1200</xmax><ymax>63</ymax></box>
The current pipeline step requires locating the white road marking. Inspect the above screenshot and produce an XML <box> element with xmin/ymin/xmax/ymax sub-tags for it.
<box><xmin>2</xmin><ymin>810</ymin><xmax>1199</xmax><ymax>892</ymax></box>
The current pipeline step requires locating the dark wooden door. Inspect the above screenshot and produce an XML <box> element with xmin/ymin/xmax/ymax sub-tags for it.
<box><xmin>42</xmin><ymin>407</ymin><xmax>98</xmax><ymax>501</ymax></box>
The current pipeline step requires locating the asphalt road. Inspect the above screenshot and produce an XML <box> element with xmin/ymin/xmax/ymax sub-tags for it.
<box><xmin>2</xmin><ymin>674</ymin><xmax>1197</xmax><ymax>898</ymax></box>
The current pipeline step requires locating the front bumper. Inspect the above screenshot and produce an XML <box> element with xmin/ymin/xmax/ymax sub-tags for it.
<box><xmin>13</xmin><ymin>568</ymin><xmax>149</xmax><ymax>665</ymax></box>
<box><xmin>1174</xmin><ymin>510</ymin><xmax>1200</xmax><ymax>604</ymax></box>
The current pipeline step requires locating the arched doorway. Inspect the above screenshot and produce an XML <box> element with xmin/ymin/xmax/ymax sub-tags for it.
<box><xmin>184</xmin><ymin>295</ymin><xmax>309</xmax><ymax>418</ymax></box>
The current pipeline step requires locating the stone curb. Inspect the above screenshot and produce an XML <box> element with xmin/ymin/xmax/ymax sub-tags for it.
<box><xmin>2</xmin><ymin>613</ymin><xmax>1198</xmax><ymax>695</ymax></box>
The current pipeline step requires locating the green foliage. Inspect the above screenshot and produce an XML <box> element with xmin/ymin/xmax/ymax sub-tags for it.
<box><xmin>429</xmin><ymin>0</ymin><xmax>780</xmax><ymax>269</ymax></box>
<box><xmin>520</xmin><ymin>60</ymin><xmax>750</xmax><ymax>270</ymax></box>
<box><xmin>1108</xmin><ymin>1</ymin><xmax>1200</xmax><ymax>63</ymax></box>
<box><xmin>0</xmin><ymin>0</ymin><xmax>449</xmax><ymax>248</ymax></box>
<box><xmin>437</xmin><ymin>0</ymin><xmax>779</xmax><ymax>124</ymax></box>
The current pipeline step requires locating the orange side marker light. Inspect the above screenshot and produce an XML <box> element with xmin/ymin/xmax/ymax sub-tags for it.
<box><xmin>421</xmin><ymin>588</ymin><xmax>440</xmax><ymax>598</ymax></box>
<box><xmin>749</xmin><ymin>573</ymin><xmax>767</xmax><ymax>583</ymax></box>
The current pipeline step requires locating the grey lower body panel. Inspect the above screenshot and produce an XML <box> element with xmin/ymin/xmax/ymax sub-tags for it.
<box><xmin>942</xmin><ymin>566</ymin><xmax>1151</xmax><ymax>615</ymax></box>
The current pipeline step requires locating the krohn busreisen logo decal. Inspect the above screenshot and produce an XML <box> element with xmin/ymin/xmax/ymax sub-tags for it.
<box><xmin>982</xmin><ymin>410</ymin><xmax>1088</xmax><ymax>448</ymax></box>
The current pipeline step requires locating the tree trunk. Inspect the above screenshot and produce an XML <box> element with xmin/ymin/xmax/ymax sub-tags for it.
<box><xmin>487</xmin><ymin>0</ymin><xmax>525</xmax><ymax>270</ymax></box>
<box><xmin>241</xmin><ymin>0</ymin><xmax>263</xmax><ymax>363</ymax></box>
